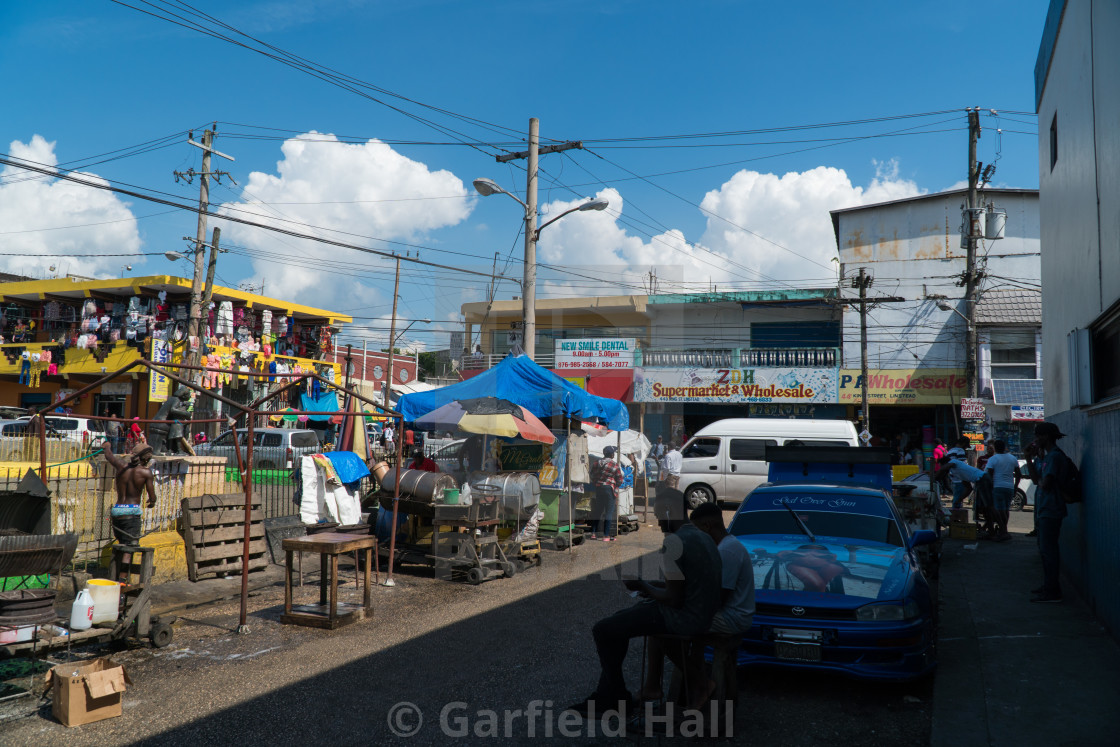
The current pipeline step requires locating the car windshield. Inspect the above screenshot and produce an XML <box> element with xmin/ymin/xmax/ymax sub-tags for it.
<box><xmin>730</xmin><ymin>504</ymin><xmax>903</xmax><ymax>547</ymax></box>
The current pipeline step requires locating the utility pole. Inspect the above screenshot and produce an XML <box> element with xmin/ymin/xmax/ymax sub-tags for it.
<box><xmin>856</xmin><ymin>268</ymin><xmax>872</xmax><ymax>438</ymax></box>
<box><xmin>844</xmin><ymin>268</ymin><xmax>905</xmax><ymax>443</ymax></box>
<box><xmin>495</xmin><ymin>119</ymin><xmax>584</xmax><ymax>360</ymax></box>
<box><xmin>198</xmin><ymin>226</ymin><xmax>221</xmax><ymax>340</ymax></box>
<box><xmin>383</xmin><ymin>257</ymin><xmax>401</xmax><ymax>409</ymax></box>
<box><xmin>176</xmin><ymin>125</ymin><xmax>234</xmax><ymax>382</ymax></box>
<box><xmin>964</xmin><ymin>107</ymin><xmax>982</xmax><ymax>399</ymax></box>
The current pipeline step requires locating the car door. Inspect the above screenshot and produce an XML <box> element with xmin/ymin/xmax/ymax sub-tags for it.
<box><xmin>256</xmin><ymin>432</ymin><xmax>282</xmax><ymax>469</ymax></box>
<box><xmin>680</xmin><ymin>437</ymin><xmax>725</xmax><ymax>502</ymax></box>
<box><xmin>725</xmin><ymin>437</ymin><xmax>777</xmax><ymax>503</ymax></box>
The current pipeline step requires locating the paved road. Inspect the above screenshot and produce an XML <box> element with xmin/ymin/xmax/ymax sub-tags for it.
<box><xmin>4</xmin><ymin>511</ymin><xmax>933</xmax><ymax>745</ymax></box>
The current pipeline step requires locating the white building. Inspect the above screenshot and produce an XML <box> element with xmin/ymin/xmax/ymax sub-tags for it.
<box><xmin>831</xmin><ymin>189</ymin><xmax>1041</xmax><ymax>449</ymax></box>
<box><xmin>1036</xmin><ymin>0</ymin><xmax>1119</xmax><ymax>639</ymax></box>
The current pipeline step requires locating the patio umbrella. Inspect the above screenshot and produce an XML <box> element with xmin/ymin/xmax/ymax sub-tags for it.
<box><xmin>414</xmin><ymin>397</ymin><xmax>555</xmax><ymax>444</ymax></box>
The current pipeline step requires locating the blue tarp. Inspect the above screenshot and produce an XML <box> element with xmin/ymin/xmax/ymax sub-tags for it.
<box><xmin>397</xmin><ymin>354</ymin><xmax>629</xmax><ymax>431</ymax></box>
<box><xmin>324</xmin><ymin>450</ymin><xmax>371</xmax><ymax>484</ymax></box>
<box><xmin>300</xmin><ymin>392</ymin><xmax>339</xmax><ymax>422</ymax></box>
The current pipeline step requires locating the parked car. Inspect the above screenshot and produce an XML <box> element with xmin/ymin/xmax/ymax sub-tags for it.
<box><xmin>0</xmin><ymin>418</ymin><xmax>67</xmax><ymax>440</ymax></box>
<box><xmin>679</xmin><ymin>419</ymin><xmax>860</xmax><ymax>509</ymax></box>
<box><xmin>728</xmin><ymin>450</ymin><xmax>939</xmax><ymax>681</ymax></box>
<box><xmin>200</xmin><ymin>428</ymin><xmax>320</xmax><ymax>470</ymax></box>
<box><xmin>430</xmin><ymin>439</ymin><xmax>467</xmax><ymax>482</ymax></box>
<box><xmin>16</xmin><ymin>415</ymin><xmax>101</xmax><ymax>443</ymax></box>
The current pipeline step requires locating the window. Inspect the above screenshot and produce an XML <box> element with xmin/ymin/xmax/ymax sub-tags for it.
<box><xmin>751</xmin><ymin>321</ymin><xmax>840</xmax><ymax>349</ymax></box>
<box><xmin>261</xmin><ymin>434</ymin><xmax>282</xmax><ymax>447</ymax></box>
<box><xmin>683</xmin><ymin>437</ymin><xmax>720</xmax><ymax>458</ymax></box>
<box><xmin>1093</xmin><ymin>306</ymin><xmax>1120</xmax><ymax>400</ymax></box>
<box><xmin>729</xmin><ymin>438</ymin><xmax>776</xmax><ymax>461</ymax></box>
<box><xmin>729</xmin><ymin>509</ymin><xmax>903</xmax><ymax>547</ymax></box>
<box><xmin>990</xmin><ymin>329</ymin><xmax>1037</xmax><ymax>379</ymax></box>
<box><xmin>1049</xmin><ymin>113</ymin><xmax>1058</xmax><ymax>171</ymax></box>
<box><xmin>291</xmin><ymin>432</ymin><xmax>319</xmax><ymax>447</ymax></box>
<box><xmin>797</xmin><ymin>440</ymin><xmax>852</xmax><ymax>448</ymax></box>
<box><xmin>211</xmin><ymin>432</ymin><xmax>233</xmax><ymax>446</ymax></box>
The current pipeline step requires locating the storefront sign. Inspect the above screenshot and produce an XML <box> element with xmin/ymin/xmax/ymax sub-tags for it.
<box><xmin>633</xmin><ymin>367</ymin><xmax>838</xmax><ymax>404</ymax></box>
<box><xmin>101</xmin><ymin>383</ymin><xmax>130</xmax><ymax>396</ymax></box>
<box><xmin>555</xmin><ymin>338</ymin><xmax>635</xmax><ymax>370</ymax></box>
<box><xmin>149</xmin><ymin>340</ymin><xmax>171</xmax><ymax>403</ymax></box>
<box><xmin>839</xmin><ymin>369</ymin><xmax>967</xmax><ymax>405</ymax></box>
<box><xmin>960</xmin><ymin>398</ymin><xmax>986</xmax><ymax>420</ymax></box>
<box><xmin>1011</xmin><ymin>405</ymin><xmax>1044</xmax><ymax>422</ymax></box>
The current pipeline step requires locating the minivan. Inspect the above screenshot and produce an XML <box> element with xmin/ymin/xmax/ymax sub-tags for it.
<box><xmin>678</xmin><ymin>418</ymin><xmax>859</xmax><ymax>508</ymax></box>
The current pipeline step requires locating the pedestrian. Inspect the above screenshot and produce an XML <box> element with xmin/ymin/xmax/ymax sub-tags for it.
<box><xmin>407</xmin><ymin>446</ymin><xmax>439</xmax><ymax>473</ymax></box>
<box><xmin>649</xmin><ymin>435</ymin><xmax>666</xmax><ymax>462</ymax></box>
<box><xmin>641</xmin><ymin>501</ymin><xmax>755</xmax><ymax>707</ymax></box>
<box><xmin>944</xmin><ymin>438</ymin><xmax>971</xmax><ymax>509</ymax></box>
<box><xmin>932</xmin><ymin>438</ymin><xmax>947</xmax><ymax>462</ymax></box>
<box><xmin>383</xmin><ymin>423</ymin><xmax>395</xmax><ymax>452</ymax></box>
<box><xmin>589</xmin><ymin>445</ymin><xmax>624</xmax><ymax>541</ymax></box>
<box><xmin>103</xmin><ymin>409</ymin><xmax>122</xmax><ymax>452</ymax></box>
<box><xmin>566</xmin><ymin>496</ymin><xmax>722</xmax><ymax>721</ymax></box>
<box><xmin>101</xmin><ymin>441</ymin><xmax>158</xmax><ymax>545</ymax></box>
<box><xmin>984</xmin><ymin>439</ymin><xmax>1021</xmax><ymax>542</ymax></box>
<box><xmin>935</xmin><ymin>453</ymin><xmax>992</xmax><ymax>530</ymax></box>
<box><xmin>1024</xmin><ymin>422</ymin><xmax>1075</xmax><ymax>603</ymax></box>
<box><xmin>660</xmin><ymin>441</ymin><xmax>682</xmax><ymax>491</ymax></box>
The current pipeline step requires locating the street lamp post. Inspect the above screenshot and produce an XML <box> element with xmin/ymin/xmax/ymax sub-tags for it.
<box><xmin>472</xmin><ymin>176</ymin><xmax>608</xmax><ymax>361</ymax></box>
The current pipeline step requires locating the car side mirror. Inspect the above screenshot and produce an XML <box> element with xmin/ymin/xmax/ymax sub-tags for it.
<box><xmin>909</xmin><ymin>529</ymin><xmax>937</xmax><ymax>548</ymax></box>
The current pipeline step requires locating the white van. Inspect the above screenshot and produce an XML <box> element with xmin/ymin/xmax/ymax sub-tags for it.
<box><xmin>678</xmin><ymin>418</ymin><xmax>859</xmax><ymax>508</ymax></box>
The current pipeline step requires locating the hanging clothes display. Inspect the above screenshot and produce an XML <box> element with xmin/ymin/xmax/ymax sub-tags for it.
<box><xmin>216</xmin><ymin>301</ymin><xmax>234</xmax><ymax>336</ymax></box>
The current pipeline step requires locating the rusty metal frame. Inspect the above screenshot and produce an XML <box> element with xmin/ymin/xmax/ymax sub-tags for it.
<box><xmin>28</xmin><ymin>356</ymin><xmax>406</xmax><ymax>631</ymax></box>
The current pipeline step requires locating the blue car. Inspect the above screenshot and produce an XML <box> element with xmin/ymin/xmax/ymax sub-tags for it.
<box><xmin>727</xmin><ymin>449</ymin><xmax>938</xmax><ymax>681</ymax></box>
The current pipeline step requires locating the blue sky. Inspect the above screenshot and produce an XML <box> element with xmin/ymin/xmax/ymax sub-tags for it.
<box><xmin>0</xmin><ymin>0</ymin><xmax>1050</xmax><ymax>351</ymax></box>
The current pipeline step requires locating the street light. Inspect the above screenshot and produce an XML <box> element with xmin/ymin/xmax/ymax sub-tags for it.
<box><xmin>473</xmin><ymin>176</ymin><xmax>608</xmax><ymax>360</ymax></box>
<box><xmin>937</xmin><ymin>300</ymin><xmax>973</xmax><ymax>326</ymax></box>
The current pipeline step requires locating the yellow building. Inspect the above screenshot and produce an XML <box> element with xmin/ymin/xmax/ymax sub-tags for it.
<box><xmin>0</xmin><ymin>274</ymin><xmax>351</xmax><ymax>423</ymax></box>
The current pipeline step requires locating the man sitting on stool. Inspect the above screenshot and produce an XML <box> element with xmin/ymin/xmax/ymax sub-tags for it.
<box><xmin>566</xmin><ymin>497</ymin><xmax>721</xmax><ymax>720</ymax></box>
<box><xmin>641</xmin><ymin>501</ymin><xmax>755</xmax><ymax>707</ymax></box>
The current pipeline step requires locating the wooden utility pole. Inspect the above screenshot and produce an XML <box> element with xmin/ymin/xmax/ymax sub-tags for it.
<box><xmin>495</xmin><ymin>120</ymin><xmax>584</xmax><ymax>360</ymax></box>
<box><xmin>964</xmin><ymin>108</ymin><xmax>983</xmax><ymax>399</ymax></box>
<box><xmin>844</xmin><ymin>268</ymin><xmax>905</xmax><ymax>442</ymax></box>
<box><xmin>383</xmin><ymin>257</ymin><xmax>401</xmax><ymax>409</ymax></box>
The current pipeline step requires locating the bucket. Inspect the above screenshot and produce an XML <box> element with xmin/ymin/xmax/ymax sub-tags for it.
<box><xmin>442</xmin><ymin>488</ymin><xmax>460</xmax><ymax>505</ymax></box>
<box><xmin>86</xmin><ymin>579</ymin><xmax>121</xmax><ymax>624</ymax></box>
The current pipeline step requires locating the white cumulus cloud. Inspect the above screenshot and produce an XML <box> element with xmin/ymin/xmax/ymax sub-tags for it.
<box><xmin>533</xmin><ymin>163</ymin><xmax>923</xmax><ymax>294</ymax></box>
<box><xmin>0</xmin><ymin>135</ymin><xmax>142</xmax><ymax>278</ymax></box>
<box><xmin>215</xmin><ymin>132</ymin><xmax>473</xmax><ymax>307</ymax></box>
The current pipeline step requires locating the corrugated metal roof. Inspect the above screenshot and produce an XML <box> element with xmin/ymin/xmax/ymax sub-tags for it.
<box><xmin>975</xmin><ymin>289</ymin><xmax>1041</xmax><ymax>325</ymax></box>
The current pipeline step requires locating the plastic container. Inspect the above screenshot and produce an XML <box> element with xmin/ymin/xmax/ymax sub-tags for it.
<box><xmin>0</xmin><ymin>625</ymin><xmax>36</xmax><ymax>644</ymax></box>
<box><xmin>86</xmin><ymin>579</ymin><xmax>121</xmax><ymax>624</ymax></box>
<box><xmin>442</xmin><ymin>488</ymin><xmax>460</xmax><ymax>505</ymax></box>
<box><xmin>70</xmin><ymin>589</ymin><xmax>94</xmax><ymax>631</ymax></box>
<box><xmin>460</xmin><ymin>482</ymin><xmax>472</xmax><ymax>506</ymax></box>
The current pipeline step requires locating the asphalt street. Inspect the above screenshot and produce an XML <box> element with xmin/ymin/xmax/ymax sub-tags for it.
<box><xmin>2</xmin><ymin>510</ymin><xmax>935</xmax><ymax>746</ymax></box>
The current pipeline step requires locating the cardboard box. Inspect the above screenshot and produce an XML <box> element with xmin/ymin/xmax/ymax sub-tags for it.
<box><xmin>949</xmin><ymin>521</ymin><xmax>978</xmax><ymax>540</ymax></box>
<box><xmin>47</xmin><ymin>657</ymin><xmax>130</xmax><ymax>727</ymax></box>
<box><xmin>950</xmin><ymin>508</ymin><xmax>971</xmax><ymax>524</ymax></box>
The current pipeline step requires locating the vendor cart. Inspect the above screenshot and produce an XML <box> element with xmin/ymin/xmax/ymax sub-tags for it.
<box><xmin>430</xmin><ymin>497</ymin><xmax>514</xmax><ymax>585</ymax></box>
<box><xmin>0</xmin><ymin>544</ymin><xmax>175</xmax><ymax>658</ymax></box>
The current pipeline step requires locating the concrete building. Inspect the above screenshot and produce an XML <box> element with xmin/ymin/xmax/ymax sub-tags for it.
<box><xmin>1036</xmin><ymin>0</ymin><xmax>1120</xmax><ymax>638</ymax></box>
<box><xmin>831</xmin><ymin>189</ymin><xmax>1041</xmax><ymax>451</ymax></box>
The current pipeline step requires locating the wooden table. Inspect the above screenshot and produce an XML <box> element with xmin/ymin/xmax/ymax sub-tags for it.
<box><xmin>281</xmin><ymin>532</ymin><xmax>376</xmax><ymax>629</ymax></box>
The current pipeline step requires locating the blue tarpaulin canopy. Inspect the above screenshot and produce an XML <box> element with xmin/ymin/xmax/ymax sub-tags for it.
<box><xmin>397</xmin><ymin>354</ymin><xmax>629</xmax><ymax>431</ymax></box>
<box><xmin>300</xmin><ymin>391</ymin><xmax>339</xmax><ymax>422</ymax></box>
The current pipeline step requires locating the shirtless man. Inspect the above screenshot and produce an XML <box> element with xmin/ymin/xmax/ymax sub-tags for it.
<box><xmin>102</xmin><ymin>440</ymin><xmax>158</xmax><ymax>545</ymax></box>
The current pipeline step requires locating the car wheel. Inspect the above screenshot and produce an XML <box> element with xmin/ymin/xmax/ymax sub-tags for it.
<box><xmin>1013</xmin><ymin>488</ymin><xmax>1026</xmax><ymax>511</ymax></box>
<box><xmin>685</xmin><ymin>485</ymin><xmax>715</xmax><ymax>510</ymax></box>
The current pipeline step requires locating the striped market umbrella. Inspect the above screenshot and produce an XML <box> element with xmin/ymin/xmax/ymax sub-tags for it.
<box><xmin>414</xmin><ymin>397</ymin><xmax>555</xmax><ymax>444</ymax></box>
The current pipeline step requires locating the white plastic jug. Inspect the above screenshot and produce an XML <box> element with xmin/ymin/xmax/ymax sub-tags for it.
<box><xmin>86</xmin><ymin>579</ymin><xmax>121</xmax><ymax>624</ymax></box>
<box><xmin>69</xmin><ymin>589</ymin><xmax>94</xmax><ymax>631</ymax></box>
<box><xmin>460</xmin><ymin>482</ymin><xmax>472</xmax><ymax>506</ymax></box>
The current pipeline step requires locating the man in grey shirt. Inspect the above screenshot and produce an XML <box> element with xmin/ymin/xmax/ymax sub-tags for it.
<box><xmin>567</xmin><ymin>515</ymin><xmax>721</xmax><ymax>719</ymax></box>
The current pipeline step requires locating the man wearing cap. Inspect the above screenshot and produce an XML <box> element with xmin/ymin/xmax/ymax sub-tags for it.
<box><xmin>102</xmin><ymin>440</ymin><xmax>158</xmax><ymax>545</ymax></box>
<box><xmin>407</xmin><ymin>446</ymin><xmax>439</xmax><ymax>473</ymax></box>
<box><xmin>589</xmin><ymin>445</ymin><xmax>625</xmax><ymax>541</ymax></box>
<box><xmin>1025</xmin><ymin>422</ymin><xmax>1073</xmax><ymax>603</ymax></box>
